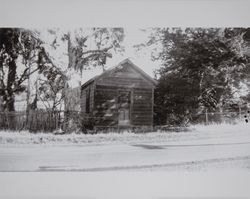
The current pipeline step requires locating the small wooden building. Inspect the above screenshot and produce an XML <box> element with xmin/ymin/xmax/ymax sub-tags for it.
<box><xmin>75</xmin><ymin>59</ymin><xmax>156</xmax><ymax>129</ymax></box>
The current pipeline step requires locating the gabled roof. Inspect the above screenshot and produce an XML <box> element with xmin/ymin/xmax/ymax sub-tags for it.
<box><xmin>81</xmin><ymin>58</ymin><xmax>157</xmax><ymax>89</ymax></box>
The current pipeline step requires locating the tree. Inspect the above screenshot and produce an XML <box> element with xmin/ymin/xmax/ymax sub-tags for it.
<box><xmin>0</xmin><ymin>29</ymin><xmax>19</xmax><ymax>111</ymax></box>
<box><xmin>1</xmin><ymin>28</ymin><xmax>124</xmax><ymax>113</ymax></box>
<box><xmin>36</xmin><ymin>61</ymin><xmax>66</xmax><ymax>112</ymax></box>
<box><xmin>44</xmin><ymin>28</ymin><xmax>124</xmax><ymax>73</ymax></box>
<box><xmin>139</xmin><ymin>28</ymin><xmax>250</xmax><ymax>125</ymax></box>
<box><xmin>0</xmin><ymin>28</ymin><xmax>44</xmax><ymax>111</ymax></box>
<box><xmin>36</xmin><ymin>28</ymin><xmax>125</xmax><ymax>132</ymax></box>
<box><xmin>36</xmin><ymin>28</ymin><xmax>124</xmax><ymax>104</ymax></box>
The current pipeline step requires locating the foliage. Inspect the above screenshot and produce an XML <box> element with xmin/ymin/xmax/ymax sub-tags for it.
<box><xmin>141</xmin><ymin>28</ymin><xmax>250</xmax><ymax>125</ymax></box>
<box><xmin>0</xmin><ymin>28</ymin><xmax>43</xmax><ymax>111</ymax></box>
<box><xmin>0</xmin><ymin>28</ymin><xmax>125</xmax><ymax>113</ymax></box>
<box><xmin>51</xmin><ymin>28</ymin><xmax>125</xmax><ymax>73</ymax></box>
<box><xmin>36</xmin><ymin>70</ymin><xmax>65</xmax><ymax>112</ymax></box>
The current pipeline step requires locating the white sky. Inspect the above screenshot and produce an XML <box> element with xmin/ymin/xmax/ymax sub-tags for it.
<box><xmin>106</xmin><ymin>28</ymin><xmax>160</xmax><ymax>77</ymax></box>
<box><xmin>38</xmin><ymin>28</ymin><xmax>160</xmax><ymax>88</ymax></box>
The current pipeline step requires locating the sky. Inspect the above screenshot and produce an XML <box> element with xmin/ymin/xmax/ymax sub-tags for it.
<box><xmin>106</xmin><ymin>28</ymin><xmax>161</xmax><ymax>77</ymax></box>
<box><xmin>38</xmin><ymin>28</ymin><xmax>161</xmax><ymax>88</ymax></box>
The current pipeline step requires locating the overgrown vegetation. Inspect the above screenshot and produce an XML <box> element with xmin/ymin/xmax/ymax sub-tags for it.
<box><xmin>137</xmin><ymin>28</ymin><xmax>250</xmax><ymax>125</ymax></box>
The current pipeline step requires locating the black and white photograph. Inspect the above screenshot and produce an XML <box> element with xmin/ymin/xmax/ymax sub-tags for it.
<box><xmin>1</xmin><ymin>27</ymin><xmax>250</xmax><ymax>172</ymax></box>
<box><xmin>1</xmin><ymin>0</ymin><xmax>250</xmax><ymax>199</ymax></box>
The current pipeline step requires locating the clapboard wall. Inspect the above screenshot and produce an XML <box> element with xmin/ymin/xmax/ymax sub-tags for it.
<box><xmin>80</xmin><ymin>59</ymin><xmax>156</xmax><ymax>128</ymax></box>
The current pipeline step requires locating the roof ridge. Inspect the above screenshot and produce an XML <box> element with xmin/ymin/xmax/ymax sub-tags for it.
<box><xmin>81</xmin><ymin>58</ymin><xmax>157</xmax><ymax>88</ymax></box>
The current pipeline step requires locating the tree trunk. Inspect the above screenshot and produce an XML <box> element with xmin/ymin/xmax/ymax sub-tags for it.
<box><xmin>6</xmin><ymin>59</ymin><xmax>17</xmax><ymax>111</ymax></box>
<box><xmin>5</xmin><ymin>58</ymin><xmax>17</xmax><ymax>129</ymax></box>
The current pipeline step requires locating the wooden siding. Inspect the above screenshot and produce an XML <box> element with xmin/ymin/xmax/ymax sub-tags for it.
<box><xmin>81</xmin><ymin>83</ymin><xmax>95</xmax><ymax>115</ymax></box>
<box><xmin>96</xmin><ymin>63</ymin><xmax>153</xmax><ymax>89</ymax></box>
<box><xmin>93</xmin><ymin>85</ymin><xmax>118</xmax><ymax>126</ymax></box>
<box><xmin>93</xmin><ymin>85</ymin><xmax>153</xmax><ymax>127</ymax></box>
<box><xmin>80</xmin><ymin>88</ymin><xmax>86</xmax><ymax>114</ymax></box>
<box><xmin>131</xmin><ymin>88</ymin><xmax>153</xmax><ymax>126</ymax></box>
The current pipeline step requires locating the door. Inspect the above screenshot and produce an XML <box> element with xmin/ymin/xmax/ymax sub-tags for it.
<box><xmin>117</xmin><ymin>90</ymin><xmax>131</xmax><ymax>126</ymax></box>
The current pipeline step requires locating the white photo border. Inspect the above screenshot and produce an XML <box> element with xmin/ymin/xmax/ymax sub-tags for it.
<box><xmin>1</xmin><ymin>0</ymin><xmax>250</xmax><ymax>199</ymax></box>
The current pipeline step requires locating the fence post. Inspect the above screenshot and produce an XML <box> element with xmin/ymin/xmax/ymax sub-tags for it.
<box><xmin>205</xmin><ymin>108</ymin><xmax>208</xmax><ymax>125</ymax></box>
